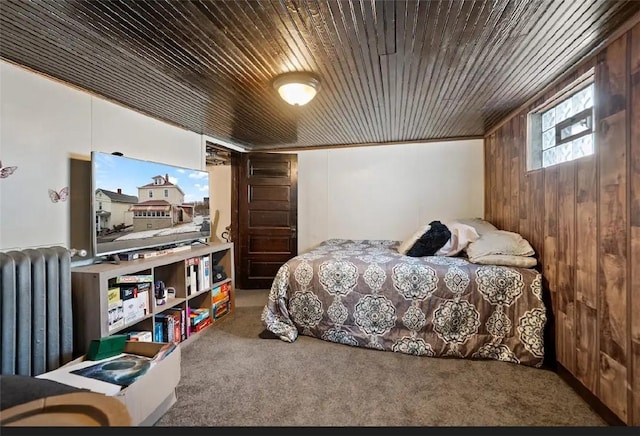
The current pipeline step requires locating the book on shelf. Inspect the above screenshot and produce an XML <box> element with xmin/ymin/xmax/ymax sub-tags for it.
<box><xmin>200</xmin><ymin>255</ymin><xmax>211</xmax><ymax>290</ymax></box>
<box><xmin>185</xmin><ymin>257</ymin><xmax>200</xmax><ymax>295</ymax></box>
<box><xmin>172</xmin><ymin>314</ymin><xmax>181</xmax><ymax>345</ymax></box>
<box><xmin>154</xmin><ymin>320</ymin><xmax>163</xmax><ymax>343</ymax></box>
<box><xmin>211</xmin><ymin>285</ymin><xmax>221</xmax><ymax>298</ymax></box>
<box><xmin>164</xmin><ymin>309</ymin><xmax>183</xmax><ymax>344</ymax></box>
<box><xmin>115</xmin><ymin>274</ymin><xmax>154</xmax><ymax>284</ymax></box>
<box><xmin>213</xmin><ymin>301</ymin><xmax>230</xmax><ymax>320</ymax></box>
<box><xmin>189</xmin><ymin>308</ymin><xmax>210</xmax><ymax>328</ymax></box>
<box><xmin>212</xmin><ymin>291</ymin><xmax>230</xmax><ymax>305</ymax></box>
<box><xmin>154</xmin><ymin>314</ymin><xmax>174</xmax><ymax>344</ymax></box>
<box><xmin>185</xmin><ymin>306</ymin><xmax>191</xmax><ymax>338</ymax></box>
<box><xmin>185</xmin><ymin>256</ymin><xmax>200</xmax><ymax>267</ymax></box>
<box><xmin>193</xmin><ymin>317</ymin><xmax>212</xmax><ymax>333</ymax></box>
<box><xmin>165</xmin><ymin>308</ymin><xmax>187</xmax><ymax>342</ymax></box>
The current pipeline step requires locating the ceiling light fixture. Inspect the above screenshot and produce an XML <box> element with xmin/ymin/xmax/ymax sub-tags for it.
<box><xmin>273</xmin><ymin>71</ymin><xmax>320</xmax><ymax>106</ymax></box>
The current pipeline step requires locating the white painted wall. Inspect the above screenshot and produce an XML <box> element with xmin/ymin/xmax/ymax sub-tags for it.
<box><xmin>0</xmin><ymin>60</ymin><xmax>484</xmax><ymax>258</ymax></box>
<box><xmin>91</xmin><ymin>97</ymin><xmax>203</xmax><ymax>169</ymax></box>
<box><xmin>296</xmin><ymin>140</ymin><xmax>484</xmax><ymax>253</ymax></box>
<box><xmin>0</xmin><ymin>61</ymin><xmax>203</xmax><ymax>251</ymax></box>
<box><xmin>207</xmin><ymin>164</ymin><xmax>231</xmax><ymax>242</ymax></box>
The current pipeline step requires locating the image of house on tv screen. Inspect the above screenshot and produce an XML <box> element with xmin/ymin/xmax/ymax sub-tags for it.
<box><xmin>93</xmin><ymin>153</ymin><xmax>210</xmax><ymax>256</ymax></box>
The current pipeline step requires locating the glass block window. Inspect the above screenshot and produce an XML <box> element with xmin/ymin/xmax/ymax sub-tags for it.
<box><xmin>527</xmin><ymin>72</ymin><xmax>594</xmax><ymax>170</ymax></box>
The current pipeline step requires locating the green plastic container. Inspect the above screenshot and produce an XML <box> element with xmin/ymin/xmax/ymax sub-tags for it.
<box><xmin>86</xmin><ymin>334</ymin><xmax>128</xmax><ymax>360</ymax></box>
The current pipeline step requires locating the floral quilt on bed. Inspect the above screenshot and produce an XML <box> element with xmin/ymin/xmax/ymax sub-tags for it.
<box><xmin>261</xmin><ymin>239</ymin><xmax>547</xmax><ymax>367</ymax></box>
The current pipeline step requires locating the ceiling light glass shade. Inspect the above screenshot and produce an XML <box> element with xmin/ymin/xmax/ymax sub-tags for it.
<box><xmin>273</xmin><ymin>72</ymin><xmax>320</xmax><ymax>106</ymax></box>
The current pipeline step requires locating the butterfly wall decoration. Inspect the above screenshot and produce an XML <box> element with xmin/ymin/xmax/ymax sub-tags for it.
<box><xmin>49</xmin><ymin>187</ymin><xmax>69</xmax><ymax>203</ymax></box>
<box><xmin>0</xmin><ymin>161</ymin><xmax>18</xmax><ymax>179</ymax></box>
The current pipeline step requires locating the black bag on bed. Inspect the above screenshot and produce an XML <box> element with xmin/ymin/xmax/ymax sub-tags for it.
<box><xmin>406</xmin><ymin>220</ymin><xmax>451</xmax><ymax>257</ymax></box>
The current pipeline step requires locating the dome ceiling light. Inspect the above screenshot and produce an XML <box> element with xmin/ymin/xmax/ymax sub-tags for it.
<box><xmin>273</xmin><ymin>71</ymin><xmax>320</xmax><ymax>106</ymax></box>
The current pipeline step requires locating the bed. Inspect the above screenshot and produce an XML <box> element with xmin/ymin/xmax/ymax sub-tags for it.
<box><xmin>261</xmin><ymin>238</ymin><xmax>546</xmax><ymax>367</ymax></box>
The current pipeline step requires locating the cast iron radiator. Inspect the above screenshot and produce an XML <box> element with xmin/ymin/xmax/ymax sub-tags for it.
<box><xmin>0</xmin><ymin>247</ymin><xmax>73</xmax><ymax>376</ymax></box>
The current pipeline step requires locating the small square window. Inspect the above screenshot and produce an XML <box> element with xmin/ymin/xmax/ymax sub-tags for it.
<box><xmin>527</xmin><ymin>70</ymin><xmax>595</xmax><ymax>170</ymax></box>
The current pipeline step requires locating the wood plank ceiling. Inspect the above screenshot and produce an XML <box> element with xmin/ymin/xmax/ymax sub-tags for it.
<box><xmin>1</xmin><ymin>0</ymin><xmax>638</xmax><ymax>151</ymax></box>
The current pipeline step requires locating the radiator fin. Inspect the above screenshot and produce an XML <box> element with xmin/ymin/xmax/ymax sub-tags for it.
<box><xmin>0</xmin><ymin>246</ymin><xmax>73</xmax><ymax>376</ymax></box>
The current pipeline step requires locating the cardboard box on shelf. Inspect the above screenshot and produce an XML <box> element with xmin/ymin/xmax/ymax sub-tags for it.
<box><xmin>122</xmin><ymin>299</ymin><xmax>144</xmax><ymax>325</ymax></box>
<box><xmin>108</xmin><ymin>300</ymin><xmax>124</xmax><ymax>332</ymax></box>
<box><xmin>107</xmin><ymin>287</ymin><xmax>121</xmax><ymax>305</ymax></box>
<box><xmin>37</xmin><ymin>341</ymin><xmax>181</xmax><ymax>426</ymax></box>
<box><xmin>115</xmin><ymin>274</ymin><xmax>154</xmax><ymax>284</ymax></box>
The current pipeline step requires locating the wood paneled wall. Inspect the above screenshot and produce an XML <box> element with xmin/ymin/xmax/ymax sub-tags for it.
<box><xmin>484</xmin><ymin>22</ymin><xmax>640</xmax><ymax>425</ymax></box>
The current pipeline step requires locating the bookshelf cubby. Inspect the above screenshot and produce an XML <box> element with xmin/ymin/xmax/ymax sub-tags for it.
<box><xmin>71</xmin><ymin>242</ymin><xmax>235</xmax><ymax>355</ymax></box>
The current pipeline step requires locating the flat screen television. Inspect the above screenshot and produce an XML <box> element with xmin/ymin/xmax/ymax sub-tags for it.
<box><xmin>91</xmin><ymin>151</ymin><xmax>211</xmax><ymax>258</ymax></box>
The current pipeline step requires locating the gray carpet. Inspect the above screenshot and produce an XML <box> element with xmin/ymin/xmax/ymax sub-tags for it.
<box><xmin>156</xmin><ymin>306</ymin><xmax>606</xmax><ymax>427</ymax></box>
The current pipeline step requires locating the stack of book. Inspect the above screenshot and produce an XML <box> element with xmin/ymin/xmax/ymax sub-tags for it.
<box><xmin>110</xmin><ymin>274</ymin><xmax>152</xmax><ymax>329</ymax></box>
<box><xmin>165</xmin><ymin>307</ymin><xmax>187</xmax><ymax>344</ymax></box>
<box><xmin>154</xmin><ymin>306</ymin><xmax>186</xmax><ymax>345</ymax></box>
<box><xmin>211</xmin><ymin>282</ymin><xmax>231</xmax><ymax>320</ymax></box>
<box><xmin>107</xmin><ymin>287</ymin><xmax>124</xmax><ymax>332</ymax></box>
<box><xmin>189</xmin><ymin>308</ymin><xmax>211</xmax><ymax>333</ymax></box>
<box><xmin>184</xmin><ymin>255</ymin><xmax>212</xmax><ymax>296</ymax></box>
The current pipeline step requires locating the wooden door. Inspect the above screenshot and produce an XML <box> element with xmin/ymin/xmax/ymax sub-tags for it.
<box><xmin>236</xmin><ymin>152</ymin><xmax>297</xmax><ymax>289</ymax></box>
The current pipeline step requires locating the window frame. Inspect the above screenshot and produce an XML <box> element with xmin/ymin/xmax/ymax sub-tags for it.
<box><xmin>526</xmin><ymin>68</ymin><xmax>595</xmax><ymax>171</ymax></box>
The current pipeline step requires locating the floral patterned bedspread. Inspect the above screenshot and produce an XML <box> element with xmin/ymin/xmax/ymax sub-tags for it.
<box><xmin>261</xmin><ymin>239</ymin><xmax>547</xmax><ymax>367</ymax></box>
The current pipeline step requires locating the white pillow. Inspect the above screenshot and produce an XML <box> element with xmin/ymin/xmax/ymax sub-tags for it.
<box><xmin>452</xmin><ymin>218</ymin><xmax>498</xmax><ymax>236</ymax></box>
<box><xmin>397</xmin><ymin>223</ymin><xmax>431</xmax><ymax>255</ymax></box>
<box><xmin>466</xmin><ymin>230</ymin><xmax>535</xmax><ymax>260</ymax></box>
<box><xmin>469</xmin><ymin>254</ymin><xmax>537</xmax><ymax>268</ymax></box>
<box><xmin>435</xmin><ymin>222</ymin><xmax>479</xmax><ymax>256</ymax></box>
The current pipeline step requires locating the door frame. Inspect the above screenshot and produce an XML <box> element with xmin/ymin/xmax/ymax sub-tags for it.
<box><xmin>205</xmin><ymin>141</ymin><xmax>242</xmax><ymax>284</ymax></box>
<box><xmin>206</xmin><ymin>143</ymin><xmax>298</xmax><ymax>289</ymax></box>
